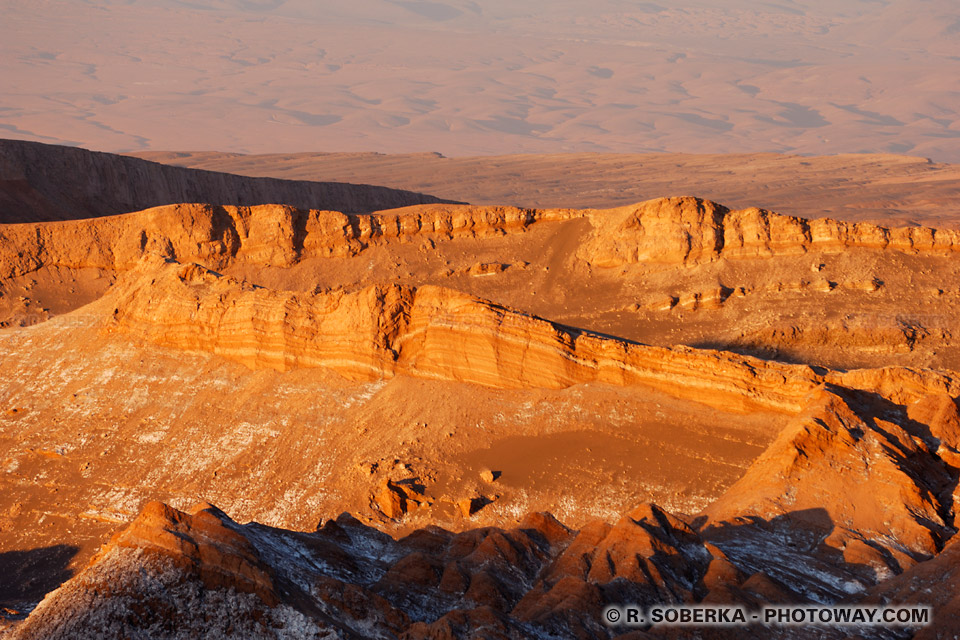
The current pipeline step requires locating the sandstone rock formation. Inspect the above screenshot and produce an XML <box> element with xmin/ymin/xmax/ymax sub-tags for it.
<box><xmin>581</xmin><ymin>197</ymin><xmax>960</xmax><ymax>268</ymax></box>
<box><xmin>5</xmin><ymin>193</ymin><xmax>960</xmax><ymax>374</ymax></box>
<box><xmin>132</xmin><ymin>149</ymin><xmax>960</xmax><ymax>228</ymax></box>
<box><xmin>6</xmin><ymin>502</ymin><xmax>332</xmax><ymax>639</ymax></box>
<box><xmin>702</xmin><ymin>388</ymin><xmax>957</xmax><ymax>602</ymax></box>
<box><xmin>0</xmin><ymin>202</ymin><xmax>571</xmax><ymax>281</ymax></box>
<box><xmin>13</xmin><ymin>420</ymin><xmax>956</xmax><ymax>640</ymax></box>
<box><xmin>101</xmin><ymin>256</ymin><xmax>960</xmax><ymax>418</ymax></box>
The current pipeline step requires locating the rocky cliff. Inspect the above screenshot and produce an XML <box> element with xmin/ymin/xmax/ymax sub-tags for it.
<box><xmin>0</xmin><ymin>139</ymin><xmax>457</xmax><ymax>223</ymax></box>
<box><xmin>10</xmin><ymin>195</ymin><xmax>960</xmax><ymax>284</ymax></box>
<box><xmin>103</xmin><ymin>256</ymin><xmax>960</xmax><ymax>417</ymax></box>
<box><xmin>6</xmin><ymin>190</ymin><xmax>960</xmax><ymax>639</ymax></box>
<box><xmin>582</xmin><ymin>196</ymin><xmax>960</xmax><ymax>267</ymax></box>
<box><xmin>0</xmin><ymin>202</ymin><xmax>572</xmax><ymax>281</ymax></box>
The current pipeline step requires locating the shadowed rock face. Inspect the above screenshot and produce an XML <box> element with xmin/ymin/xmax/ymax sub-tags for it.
<box><xmin>0</xmin><ymin>139</ymin><xmax>458</xmax><ymax>223</ymax></box>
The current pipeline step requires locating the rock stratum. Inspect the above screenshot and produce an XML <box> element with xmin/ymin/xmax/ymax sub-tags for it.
<box><xmin>4</xmin><ymin>149</ymin><xmax>960</xmax><ymax>638</ymax></box>
<box><xmin>105</xmin><ymin>257</ymin><xmax>960</xmax><ymax>417</ymax></box>
<box><xmin>6</xmin><ymin>195</ymin><xmax>960</xmax><ymax>372</ymax></box>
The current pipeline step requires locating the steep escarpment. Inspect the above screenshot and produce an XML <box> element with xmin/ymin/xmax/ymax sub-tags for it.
<box><xmin>582</xmin><ymin>196</ymin><xmax>960</xmax><ymax>267</ymax></box>
<box><xmin>7</xmin><ymin>186</ymin><xmax>960</xmax><ymax>639</ymax></box>
<box><xmin>11</xmin><ymin>195</ymin><xmax>960</xmax><ymax>286</ymax></box>
<box><xmin>703</xmin><ymin>388</ymin><xmax>958</xmax><ymax>600</ymax></box>
<box><xmin>8</xmin><ymin>196</ymin><xmax>960</xmax><ymax>373</ymax></box>
<box><xmin>0</xmin><ymin>139</ymin><xmax>456</xmax><ymax>223</ymax></box>
<box><xmin>105</xmin><ymin>257</ymin><xmax>960</xmax><ymax>416</ymax></box>
<box><xmin>104</xmin><ymin>257</ymin><xmax>820</xmax><ymax>412</ymax></box>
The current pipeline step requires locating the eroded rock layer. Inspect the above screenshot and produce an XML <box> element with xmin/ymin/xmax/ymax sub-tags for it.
<box><xmin>5</xmin><ymin>185</ymin><xmax>960</xmax><ymax>639</ymax></box>
<box><xmin>0</xmin><ymin>202</ymin><xmax>572</xmax><ymax>280</ymax></box>
<box><xmin>582</xmin><ymin>197</ymin><xmax>960</xmax><ymax>267</ymax></box>
<box><xmin>6</xmin><ymin>196</ymin><xmax>960</xmax><ymax>374</ymax></box>
<box><xmin>105</xmin><ymin>257</ymin><xmax>960</xmax><ymax>417</ymax></box>
<box><xmin>14</xmin><ymin>378</ymin><xmax>960</xmax><ymax>640</ymax></box>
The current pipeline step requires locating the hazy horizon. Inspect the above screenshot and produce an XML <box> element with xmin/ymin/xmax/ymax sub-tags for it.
<box><xmin>2</xmin><ymin>0</ymin><xmax>959</xmax><ymax>160</ymax></box>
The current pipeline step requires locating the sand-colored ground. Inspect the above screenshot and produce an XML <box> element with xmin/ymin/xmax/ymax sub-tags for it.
<box><xmin>4</xmin><ymin>1</ymin><xmax>960</xmax><ymax>160</ymax></box>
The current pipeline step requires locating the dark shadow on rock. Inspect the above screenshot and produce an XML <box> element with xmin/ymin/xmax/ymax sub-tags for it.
<box><xmin>0</xmin><ymin>138</ymin><xmax>462</xmax><ymax>223</ymax></box>
<box><xmin>688</xmin><ymin>339</ymin><xmax>836</xmax><ymax>370</ymax></box>
<box><xmin>699</xmin><ymin>508</ymin><xmax>861</xmax><ymax>603</ymax></box>
<box><xmin>0</xmin><ymin>544</ymin><xmax>79</xmax><ymax>611</ymax></box>
<box><xmin>834</xmin><ymin>385</ymin><xmax>959</xmax><ymax>547</ymax></box>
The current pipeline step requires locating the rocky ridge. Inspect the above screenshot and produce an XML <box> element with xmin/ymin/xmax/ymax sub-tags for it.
<box><xmin>6</xmin><ymin>185</ymin><xmax>960</xmax><ymax>638</ymax></box>
<box><xmin>7</xmin><ymin>197</ymin><xmax>960</xmax><ymax>285</ymax></box>
<box><xmin>583</xmin><ymin>197</ymin><xmax>960</xmax><ymax>267</ymax></box>
<box><xmin>105</xmin><ymin>256</ymin><xmax>960</xmax><ymax>417</ymax></box>
<box><xmin>0</xmin><ymin>202</ymin><xmax>572</xmax><ymax>281</ymax></box>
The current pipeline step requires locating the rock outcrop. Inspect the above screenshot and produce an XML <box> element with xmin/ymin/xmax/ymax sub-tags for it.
<box><xmin>13</xmin><ymin>455</ymin><xmax>950</xmax><ymax>639</ymax></box>
<box><xmin>8</xmin><ymin>195</ymin><xmax>960</xmax><ymax>285</ymax></box>
<box><xmin>581</xmin><ymin>196</ymin><xmax>960</xmax><ymax>267</ymax></box>
<box><xmin>102</xmin><ymin>256</ymin><xmax>818</xmax><ymax>412</ymax></box>
<box><xmin>7</xmin><ymin>502</ymin><xmax>332</xmax><ymax>640</ymax></box>
<box><xmin>0</xmin><ymin>202</ymin><xmax>573</xmax><ymax>280</ymax></box>
<box><xmin>0</xmin><ymin>139</ymin><xmax>457</xmax><ymax>223</ymax></box>
<box><xmin>6</xmin><ymin>180</ymin><xmax>960</xmax><ymax>640</ymax></box>
<box><xmin>4</xmin><ymin>500</ymin><xmax>723</xmax><ymax>639</ymax></box>
<box><xmin>703</xmin><ymin>388</ymin><xmax>958</xmax><ymax>601</ymax></box>
<box><xmin>104</xmin><ymin>256</ymin><xmax>960</xmax><ymax>416</ymax></box>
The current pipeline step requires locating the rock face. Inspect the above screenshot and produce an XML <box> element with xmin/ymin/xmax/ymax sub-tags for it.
<box><xmin>702</xmin><ymin>387</ymin><xmax>958</xmax><ymax>603</ymax></box>
<box><xmin>6</xmin><ymin>194</ymin><xmax>960</xmax><ymax>373</ymax></box>
<box><xmin>132</xmin><ymin>149</ymin><xmax>960</xmax><ymax>228</ymax></box>
<box><xmin>105</xmin><ymin>256</ymin><xmax>809</xmax><ymax>408</ymax></box>
<box><xmin>6</xmin><ymin>500</ymin><xmax>720</xmax><ymax>639</ymax></box>
<box><xmin>0</xmin><ymin>139</ymin><xmax>457</xmax><ymax>223</ymax></box>
<box><xmin>8</xmin><ymin>195</ymin><xmax>960</xmax><ymax>284</ymax></box>
<box><xmin>0</xmin><ymin>202</ymin><xmax>571</xmax><ymax>281</ymax></box>
<box><xmin>104</xmin><ymin>256</ymin><xmax>960</xmax><ymax>417</ymax></box>
<box><xmin>6</xmin><ymin>502</ymin><xmax>332</xmax><ymax>640</ymax></box>
<box><xmin>13</xmin><ymin>401</ymin><xmax>957</xmax><ymax>640</ymax></box>
<box><xmin>581</xmin><ymin>196</ymin><xmax>960</xmax><ymax>267</ymax></box>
